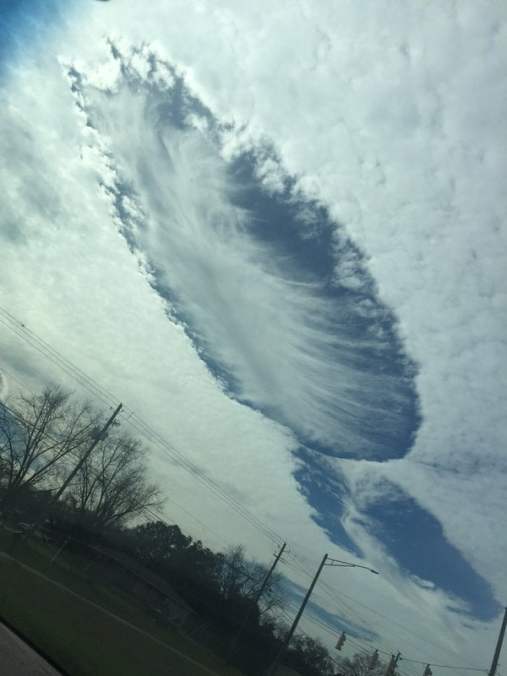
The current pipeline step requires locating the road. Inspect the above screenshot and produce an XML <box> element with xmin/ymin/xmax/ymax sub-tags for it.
<box><xmin>0</xmin><ymin>621</ymin><xmax>62</xmax><ymax>675</ymax></box>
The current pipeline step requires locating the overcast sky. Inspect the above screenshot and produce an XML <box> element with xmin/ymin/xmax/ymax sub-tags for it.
<box><xmin>1</xmin><ymin>1</ymin><xmax>506</xmax><ymax>673</ymax></box>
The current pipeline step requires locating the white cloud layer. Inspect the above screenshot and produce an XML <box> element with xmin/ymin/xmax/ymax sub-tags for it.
<box><xmin>1</xmin><ymin>0</ymin><xmax>506</xmax><ymax>671</ymax></box>
<box><xmin>61</xmin><ymin>42</ymin><xmax>416</xmax><ymax>462</ymax></box>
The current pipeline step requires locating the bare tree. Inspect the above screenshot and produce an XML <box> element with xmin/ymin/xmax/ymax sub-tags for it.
<box><xmin>218</xmin><ymin>546</ymin><xmax>284</xmax><ymax>614</ymax></box>
<box><xmin>66</xmin><ymin>429</ymin><xmax>162</xmax><ymax>528</ymax></box>
<box><xmin>337</xmin><ymin>652</ymin><xmax>393</xmax><ymax>676</ymax></box>
<box><xmin>0</xmin><ymin>387</ymin><xmax>96</xmax><ymax>505</ymax></box>
<box><xmin>247</xmin><ymin>561</ymin><xmax>284</xmax><ymax>616</ymax></box>
<box><xmin>218</xmin><ymin>546</ymin><xmax>248</xmax><ymax>599</ymax></box>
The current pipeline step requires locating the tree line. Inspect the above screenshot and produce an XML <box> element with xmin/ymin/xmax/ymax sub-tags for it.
<box><xmin>0</xmin><ymin>385</ymin><xmax>395</xmax><ymax>676</ymax></box>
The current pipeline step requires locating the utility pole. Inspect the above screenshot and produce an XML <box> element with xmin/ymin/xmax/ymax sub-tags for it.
<box><xmin>384</xmin><ymin>652</ymin><xmax>400</xmax><ymax>676</ymax></box>
<box><xmin>266</xmin><ymin>553</ymin><xmax>328</xmax><ymax>676</ymax></box>
<box><xmin>489</xmin><ymin>607</ymin><xmax>507</xmax><ymax>676</ymax></box>
<box><xmin>255</xmin><ymin>542</ymin><xmax>287</xmax><ymax>605</ymax></box>
<box><xmin>51</xmin><ymin>403</ymin><xmax>122</xmax><ymax>504</ymax></box>
<box><xmin>368</xmin><ymin>649</ymin><xmax>379</xmax><ymax>670</ymax></box>
<box><xmin>52</xmin><ymin>402</ymin><xmax>123</xmax><ymax>502</ymax></box>
<box><xmin>227</xmin><ymin>542</ymin><xmax>286</xmax><ymax>661</ymax></box>
<box><xmin>21</xmin><ymin>402</ymin><xmax>123</xmax><ymax>541</ymax></box>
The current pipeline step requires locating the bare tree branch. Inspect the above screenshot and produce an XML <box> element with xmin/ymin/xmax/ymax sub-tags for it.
<box><xmin>0</xmin><ymin>387</ymin><xmax>97</xmax><ymax>506</ymax></box>
<box><xmin>66</xmin><ymin>429</ymin><xmax>163</xmax><ymax>528</ymax></box>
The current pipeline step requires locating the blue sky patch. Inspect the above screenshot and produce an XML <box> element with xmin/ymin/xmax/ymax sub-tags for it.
<box><xmin>0</xmin><ymin>0</ymin><xmax>70</xmax><ymax>68</ymax></box>
<box><xmin>282</xmin><ymin>576</ymin><xmax>378</xmax><ymax>641</ymax></box>
<box><xmin>294</xmin><ymin>447</ymin><xmax>361</xmax><ymax>556</ymax></box>
<box><xmin>359</xmin><ymin>481</ymin><xmax>500</xmax><ymax>621</ymax></box>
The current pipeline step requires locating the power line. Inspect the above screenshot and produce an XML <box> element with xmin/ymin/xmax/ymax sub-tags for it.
<box><xmin>0</xmin><ymin>393</ymin><xmax>388</xmax><ymax>668</ymax></box>
<box><xmin>146</xmin><ymin>502</ymin><xmax>231</xmax><ymax>553</ymax></box>
<box><xmin>346</xmin><ymin>636</ymin><xmax>382</xmax><ymax>656</ymax></box>
<box><xmin>0</xmin><ymin>372</ymin><xmax>272</xmax><ymax>560</ymax></box>
<box><xmin>0</xmin><ymin>371</ymin><xmax>277</xmax><ymax>557</ymax></box>
<box><xmin>283</xmin><ymin>598</ymin><xmax>378</xmax><ymax>664</ymax></box>
<box><xmin>279</xmin><ymin>562</ymin><xmax>491</xmax><ymax>674</ymax></box>
<box><xmin>307</xmin><ymin>618</ymin><xmax>487</xmax><ymax>676</ymax></box>
<box><xmin>0</xmin><ymin>308</ymin><xmax>285</xmax><ymax>547</ymax></box>
<box><xmin>0</xmin><ymin>307</ymin><xmax>495</xmax><ymax>675</ymax></box>
<box><xmin>283</xmin><ymin>554</ymin><xmax>388</xmax><ymax>643</ymax></box>
<box><xmin>0</xmin><ymin>311</ymin><xmax>118</xmax><ymax>408</ymax></box>
<box><xmin>121</xmin><ymin>413</ymin><xmax>284</xmax><ymax>546</ymax></box>
<box><xmin>399</xmin><ymin>657</ymin><xmax>488</xmax><ymax>673</ymax></box>
<box><xmin>1</xmin><ymin>392</ymin><xmax>493</xmax><ymax>676</ymax></box>
<box><xmin>0</xmin><ymin>308</ymin><xmax>383</xmax><ymax>600</ymax></box>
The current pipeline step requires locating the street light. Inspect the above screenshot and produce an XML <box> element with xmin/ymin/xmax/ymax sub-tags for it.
<box><xmin>265</xmin><ymin>554</ymin><xmax>380</xmax><ymax>676</ymax></box>
<box><xmin>326</xmin><ymin>557</ymin><xmax>379</xmax><ymax>574</ymax></box>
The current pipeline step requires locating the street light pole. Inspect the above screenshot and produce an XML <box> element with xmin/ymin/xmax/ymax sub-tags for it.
<box><xmin>266</xmin><ymin>553</ymin><xmax>329</xmax><ymax>676</ymax></box>
<box><xmin>265</xmin><ymin>555</ymin><xmax>379</xmax><ymax>676</ymax></box>
<box><xmin>489</xmin><ymin>607</ymin><xmax>507</xmax><ymax>676</ymax></box>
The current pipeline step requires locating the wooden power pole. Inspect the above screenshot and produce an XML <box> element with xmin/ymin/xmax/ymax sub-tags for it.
<box><xmin>489</xmin><ymin>607</ymin><xmax>507</xmax><ymax>676</ymax></box>
<box><xmin>266</xmin><ymin>553</ymin><xmax>328</xmax><ymax>676</ymax></box>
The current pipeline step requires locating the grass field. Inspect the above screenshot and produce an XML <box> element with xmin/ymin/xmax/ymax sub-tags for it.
<box><xmin>0</xmin><ymin>527</ymin><xmax>243</xmax><ymax>676</ymax></box>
